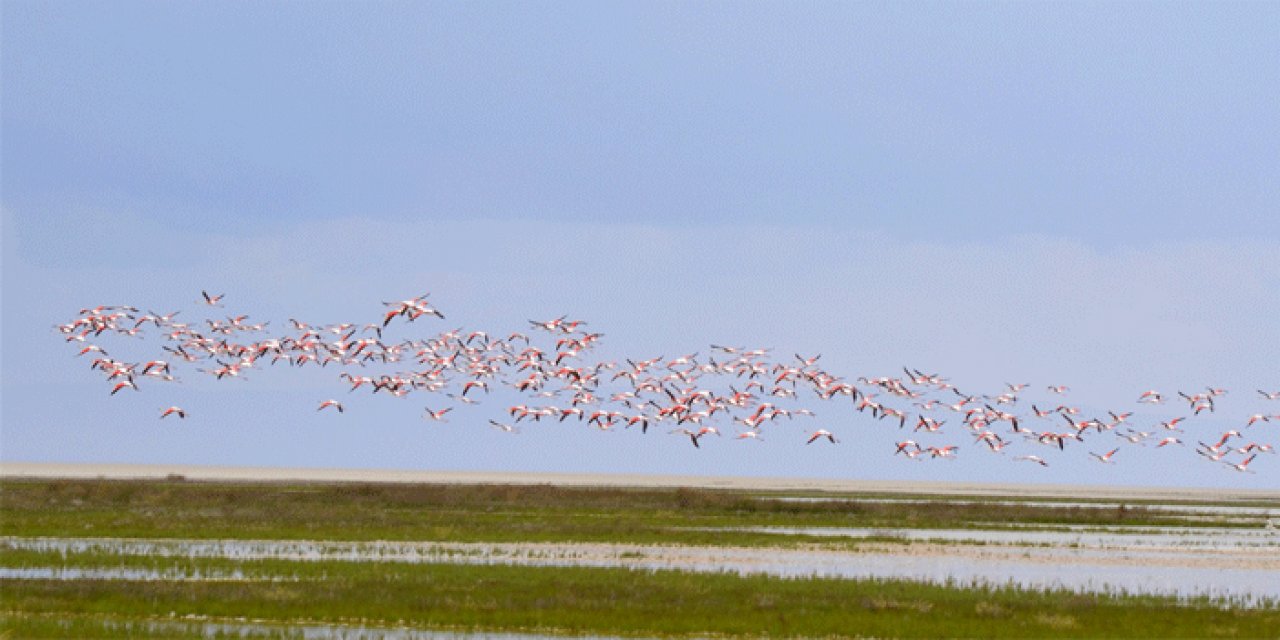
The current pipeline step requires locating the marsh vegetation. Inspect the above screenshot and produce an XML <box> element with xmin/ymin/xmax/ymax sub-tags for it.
<box><xmin>3</xmin><ymin>478</ymin><xmax>1277</xmax><ymax>638</ymax></box>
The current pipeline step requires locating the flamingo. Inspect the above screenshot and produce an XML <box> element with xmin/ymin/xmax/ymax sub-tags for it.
<box><xmin>806</xmin><ymin>429</ymin><xmax>837</xmax><ymax>445</ymax></box>
<box><xmin>1117</xmin><ymin>430</ymin><xmax>1150</xmax><ymax>445</ymax></box>
<box><xmin>1237</xmin><ymin>443</ymin><xmax>1275</xmax><ymax>455</ymax></box>
<box><xmin>1137</xmin><ymin>390</ymin><xmax>1163</xmax><ymax>404</ymax></box>
<box><xmin>529</xmin><ymin>316</ymin><xmax>568</xmax><ymax>332</ymax></box>
<box><xmin>1246</xmin><ymin>414</ymin><xmax>1271</xmax><ymax>427</ymax></box>
<box><xmin>669</xmin><ymin>428</ymin><xmax>705</xmax><ymax>448</ymax></box>
<box><xmin>424</xmin><ymin>406</ymin><xmax>453</xmax><ymax>421</ymax></box>
<box><xmin>488</xmin><ymin>420</ymin><xmax>519</xmax><ymax>433</ymax></box>
<box><xmin>915</xmin><ymin>417</ymin><xmax>945</xmax><ymax>432</ymax></box>
<box><xmin>795</xmin><ymin>353</ymin><xmax>821</xmax><ymax>367</ymax></box>
<box><xmin>52</xmin><ymin>289</ymin><xmax>1280</xmax><ymax>482</ymax></box>
<box><xmin>927</xmin><ymin>445</ymin><xmax>959</xmax><ymax>458</ymax></box>
<box><xmin>317</xmin><ymin>399</ymin><xmax>344</xmax><ymax>413</ymax></box>
<box><xmin>1227</xmin><ymin>454</ymin><xmax>1257</xmax><ymax>473</ymax></box>
<box><xmin>110</xmin><ymin>380</ymin><xmax>138</xmax><ymax>395</ymax></box>
<box><xmin>695</xmin><ymin>426</ymin><xmax>722</xmax><ymax>439</ymax></box>
<box><xmin>1090</xmin><ymin>448</ymin><xmax>1120</xmax><ymax>464</ymax></box>
<box><xmin>1198</xmin><ymin>448</ymin><xmax>1232</xmax><ymax>462</ymax></box>
<box><xmin>1213</xmin><ymin>430</ymin><xmax>1243</xmax><ymax>450</ymax></box>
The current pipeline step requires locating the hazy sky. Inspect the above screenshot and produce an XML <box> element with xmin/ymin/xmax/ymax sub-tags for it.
<box><xmin>3</xmin><ymin>2</ymin><xmax>1278</xmax><ymax>488</ymax></box>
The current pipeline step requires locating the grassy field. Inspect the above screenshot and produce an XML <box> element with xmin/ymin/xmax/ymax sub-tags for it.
<box><xmin>5</xmin><ymin>559</ymin><xmax>1279</xmax><ymax>638</ymax></box>
<box><xmin>1</xmin><ymin>478</ymin><xmax>1266</xmax><ymax>546</ymax></box>
<box><xmin>2</xmin><ymin>478</ymin><xmax>1277</xmax><ymax>638</ymax></box>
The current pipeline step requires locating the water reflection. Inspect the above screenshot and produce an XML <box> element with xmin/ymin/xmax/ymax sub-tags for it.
<box><xmin>4</xmin><ymin>531</ymin><xmax>1277</xmax><ymax>607</ymax></box>
<box><xmin>33</xmin><ymin>615</ymin><xmax>609</xmax><ymax>639</ymax></box>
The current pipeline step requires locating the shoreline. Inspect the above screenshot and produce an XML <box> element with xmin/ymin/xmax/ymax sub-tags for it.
<box><xmin>3</xmin><ymin>461</ymin><xmax>1277</xmax><ymax>502</ymax></box>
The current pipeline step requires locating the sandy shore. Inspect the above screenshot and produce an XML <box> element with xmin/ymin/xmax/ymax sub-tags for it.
<box><xmin>4</xmin><ymin>461</ymin><xmax>1277</xmax><ymax>502</ymax></box>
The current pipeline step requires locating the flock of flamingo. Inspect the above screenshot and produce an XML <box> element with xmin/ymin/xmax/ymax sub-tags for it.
<box><xmin>57</xmin><ymin>291</ymin><xmax>1276</xmax><ymax>476</ymax></box>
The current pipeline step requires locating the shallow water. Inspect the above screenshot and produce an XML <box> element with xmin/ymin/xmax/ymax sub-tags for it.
<box><xmin>728</xmin><ymin>524</ymin><xmax>1280</xmax><ymax>550</ymax></box>
<box><xmin>23</xmin><ymin>615</ymin><xmax>601</xmax><ymax>640</ymax></box>
<box><xmin>764</xmin><ymin>495</ymin><xmax>1280</xmax><ymax>518</ymax></box>
<box><xmin>4</xmin><ymin>534</ymin><xmax>1277</xmax><ymax>605</ymax></box>
<box><xmin>0</xmin><ymin>566</ymin><xmax>273</xmax><ymax>582</ymax></box>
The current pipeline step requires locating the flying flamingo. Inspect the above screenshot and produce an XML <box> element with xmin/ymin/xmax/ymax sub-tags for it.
<box><xmin>670</xmin><ymin>428</ymin><xmax>705</xmax><ymax>448</ymax></box>
<box><xmin>1090</xmin><ymin>448</ymin><xmax>1120</xmax><ymax>464</ymax></box>
<box><xmin>488</xmin><ymin>420</ymin><xmax>519</xmax><ymax>433</ymax></box>
<box><xmin>461</xmin><ymin>380</ymin><xmax>489</xmax><ymax>397</ymax></box>
<box><xmin>1227</xmin><ymin>454</ymin><xmax>1257</xmax><ymax>473</ymax></box>
<box><xmin>1237</xmin><ymin>443</ymin><xmax>1274</xmax><ymax>455</ymax></box>
<box><xmin>1198</xmin><ymin>448</ymin><xmax>1232</xmax><ymax>462</ymax></box>
<box><xmin>317</xmin><ymin>399</ymin><xmax>344</xmax><ymax>413</ymax></box>
<box><xmin>51</xmin><ymin>289</ymin><xmax>1280</xmax><ymax>482</ymax></box>
<box><xmin>806</xmin><ymin>429</ymin><xmax>837</xmax><ymax>445</ymax></box>
<box><xmin>424</xmin><ymin>407</ymin><xmax>453</xmax><ymax>421</ymax></box>
<box><xmin>1137</xmin><ymin>390</ymin><xmax>1163</xmax><ymax>404</ymax></box>
<box><xmin>110</xmin><ymin>380</ymin><xmax>138</xmax><ymax>395</ymax></box>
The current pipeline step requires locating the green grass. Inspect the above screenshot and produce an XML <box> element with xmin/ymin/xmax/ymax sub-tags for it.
<box><xmin>0</xmin><ymin>479</ymin><xmax>1260</xmax><ymax>548</ymax></box>
<box><xmin>4</xmin><ymin>478</ymin><xmax>1276</xmax><ymax>638</ymax></box>
<box><xmin>3</xmin><ymin>560</ymin><xmax>1277</xmax><ymax>638</ymax></box>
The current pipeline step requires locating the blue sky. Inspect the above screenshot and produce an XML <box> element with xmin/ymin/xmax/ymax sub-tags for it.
<box><xmin>3</xmin><ymin>2</ymin><xmax>1278</xmax><ymax>487</ymax></box>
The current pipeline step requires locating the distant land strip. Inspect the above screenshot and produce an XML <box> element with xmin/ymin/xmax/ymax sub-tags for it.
<box><xmin>3</xmin><ymin>461</ymin><xmax>1277</xmax><ymax>503</ymax></box>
